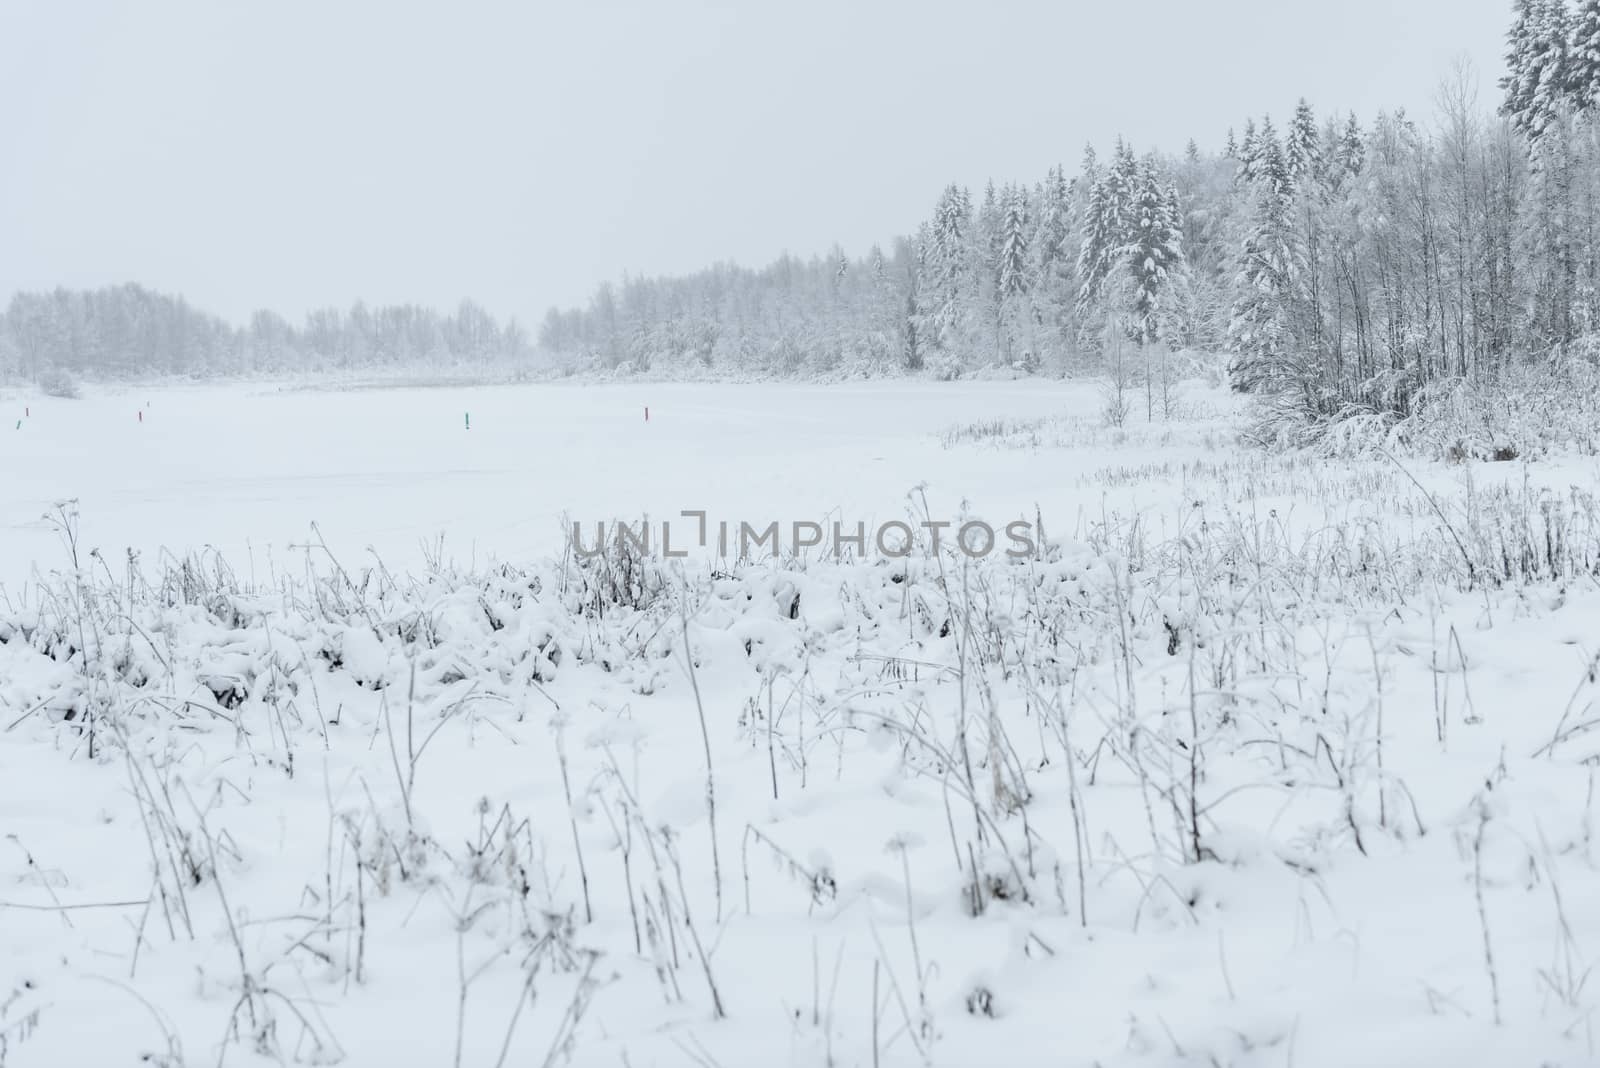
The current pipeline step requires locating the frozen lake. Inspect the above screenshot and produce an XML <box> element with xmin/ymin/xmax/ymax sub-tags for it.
<box><xmin>0</xmin><ymin>379</ymin><xmax>1216</xmax><ymax>585</ymax></box>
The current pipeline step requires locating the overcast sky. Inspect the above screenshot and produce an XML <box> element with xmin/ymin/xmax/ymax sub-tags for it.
<box><xmin>1</xmin><ymin>0</ymin><xmax>1511</xmax><ymax>328</ymax></box>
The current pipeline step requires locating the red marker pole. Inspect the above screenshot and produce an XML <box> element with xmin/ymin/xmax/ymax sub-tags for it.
<box><xmin>645</xmin><ymin>406</ymin><xmax>649</xmax><ymax>422</ymax></box>
<box><xmin>138</xmin><ymin>410</ymin><xmax>143</xmax><ymax>423</ymax></box>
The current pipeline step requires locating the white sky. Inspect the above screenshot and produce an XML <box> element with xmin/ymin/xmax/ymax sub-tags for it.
<box><xmin>1</xmin><ymin>0</ymin><xmax>1511</xmax><ymax>328</ymax></box>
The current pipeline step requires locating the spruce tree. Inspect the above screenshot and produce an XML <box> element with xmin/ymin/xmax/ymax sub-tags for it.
<box><xmin>1571</xmin><ymin>0</ymin><xmax>1600</xmax><ymax>111</ymax></box>
<box><xmin>1255</xmin><ymin>116</ymin><xmax>1290</xmax><ymax>199</ymax></box>
<box><xmin>1533</xmin><ymin>0</ymin><xmax>1574</xmax><ymax>126</ymax></box>
<box><xmin>1501</xmin><ymin>0</ymin><xmax>1540</xmax><ymax>129</ymax></box>
<box><xmin>1286</xmin><ymin>99</ymin><xmax>1322</xmax><ymax>194</ymax></box>
<box><xmin>926</xmin><ymin>184</ymin><xmax>974</xmax><ymax>349</ymax></box>
<box><xmin>979</xmin><ymin>180</ymin><xmax>1003</xmax><ymax>288</ymax></box>
<box><xmin>1239</xmin><ymin>118</ymin><xmax>1260</xmax><ymax>183</ymax></box>
<box><xmin>1503</xmin><ymin>0</ymin><xmax>1573</xmax><ymax>141</ymax></box>
<box><xmin>1127</xmin><ymin>158</ymin><xmax>1185</xmax><ymax>345</ymax></box>
<box><xmin>1033</xmin><ymin>166</ymin><xmax>1072</xmax><ymax>276</ymax></box>
<box><xmin>1337</xmin><ymin>113</ymin><xmax>1366</xmax><ymax>177</ymax></box>
<box><xmin>1077</xmin><ymin>175</ymin><xmax>1115</xmax><ymax>307</ymax></box>
<box><xmin>998</xmin><ymin>185</ymin><xmax>1031</xmax><ymax>299</ymax></box>
<box><xmin>1077</xmin><ymin>141</ymin><xmax>1139</xmax><ymax>307</ymax></box>
<box><xmin>1228</xmin><ymin>160</ymin><xmax>1302</xmax><ymax>394</ymax></box>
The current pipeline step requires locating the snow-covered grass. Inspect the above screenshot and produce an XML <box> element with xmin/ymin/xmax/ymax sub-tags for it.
<box><xmin>4</xmin><ymin>379</ymin><xmax>1600</xmax><ymax>1067</ymax></box>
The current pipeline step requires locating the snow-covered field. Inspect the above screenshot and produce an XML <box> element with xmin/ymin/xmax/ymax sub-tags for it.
<box><xmin>4</xmin><ymin>379</ymin><xmax>1600</xmax><ymax>1067</ymax></box>
<box><xmin>0</xmin><ymin>381</ymin><xmax>1121</xmax><ymax>589</ymax></box>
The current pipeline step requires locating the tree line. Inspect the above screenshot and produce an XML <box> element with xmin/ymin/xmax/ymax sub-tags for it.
<box><xmin>538</xmin><ymin>0</ymin><xmax>1600</xmax><ymax>424</ymax></box>
<box><xmin>0</xmin><ymin>285</ymin><xmax>535</xmax><ymax>382</ymax></box>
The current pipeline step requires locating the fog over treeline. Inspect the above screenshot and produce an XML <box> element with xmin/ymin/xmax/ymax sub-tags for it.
<box><xmin>7</xmin><ymin>0</ymin><xmax>1600</xmax><ymax>430</ymax></box>
<box><xmin>0</xmin><ymin>287</ymin><xmax>535</xmax><ymax>381</ymax></box>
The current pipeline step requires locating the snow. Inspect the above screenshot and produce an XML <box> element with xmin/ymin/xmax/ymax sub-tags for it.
<box><xmin>1</xmin><ymin>381</ymin><xmax>1118</xmax><ymax>588</ymax></box>
<box><xmin>2</xmin><ymin>379</ymin><xmax>1600</xmax><ymax>1067</ymax></box>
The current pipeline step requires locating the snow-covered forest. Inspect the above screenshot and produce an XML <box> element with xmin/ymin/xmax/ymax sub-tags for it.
<box><xmin>540</xmin><ymin>0</ymin><xmax>1600</xmax><ymax>423</ymax></box>
<box><xmin>0</xmin><ymin>287</ymin><xmax>535</xmax><ymax>383</ymax></box>
<box><xmin>8</xmin><ymin>3</ymin><xmax>1600</xmax><ymax>434</ymax></box>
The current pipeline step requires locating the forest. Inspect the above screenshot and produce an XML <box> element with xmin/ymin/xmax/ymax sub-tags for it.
<box><xmin>536</xmin><ymin>0</ymin><xmax>1600</xmax><ymax>431</ymax></box>
<box><xmin>4</xmin><ymin>0</ymin><xmax>1599</xmax><ymax>435</ymax></box>
<box><xmin>0</xmin><ymin>287</ymin><xmax>534</xmax><ymax>385</ymax></box>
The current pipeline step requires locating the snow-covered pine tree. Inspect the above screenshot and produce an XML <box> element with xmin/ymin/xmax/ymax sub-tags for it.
<box><xmin>1503</xmin><ymin>0</ymin><xmax>1573</xmax><ymax>141</ymax></box>
<box><xmin>1239</xmin><ymin>118</ymin><xmax>1260</xmax><ymax>183</ymax></box>
<box><xmin>926</xmin><ymin>184</ymin><xmax>974</xmax><ymax>351</ymax></box>
<box><xmin>1030</xmin><ymin>166</ymin><xmax>1071</xmax><ymax>287</ymax></box>
<box><xmin>1255</xmin><ymin>115</ymin><xmax>1289</xmax><ymax>198</ymax></box>
<box><xmin>1502</xmin><ymin>0</ymin><xmax>1541</xmax><ymax>129</ymax></box>
<box><xmin>997</xmin><ymin>184</ymin><xmax>1034</xmax><ymax>365</ymax></box>
<box><xmin>1571</xmin><ymin>0</ymin><xmax>1600</xmax><ymax>111</ymax></box>
<box><xmin>978</xmin><ymin>180</ymin><xmax>1003</xmax><ymax>290</ymax></box>
<box><xmin>998</xmin><ymin>185</ymin><xmax>1031</xmax><ymax>300</ymax></box>
<box><xmin>1337</xmin><ymin>112</ymin><xmax>1366</xmax><ymax>177</ymax></box>
<box><xmin>1128</xmin><ymin>157</ymin><xmax>1185</xmax><ymax>346</ymax></box>
<box><xmin>866</xmin><ymin>243</ymin><xmax>902</xmax><ymax>368</ymax></box>
<box><xmin>1315</xmin><ymin>114</ymin><xmax>1343</xmax><ymax>193</ymax></box>
<box><xmin>907</xmin><ymin>225</ymin><xmax>934</xmax><ymax>369</ymax></box>
<box><xmin>1077</xmin><ymin>140</ymin><xmax>1139</xmax><ymax>307</ymax></box>
<box><xmin>1286</xmin><ymin>99</ymin><xmax>1322</xmax><ymax>195</ymax></box>
<box><xmin>1228</xmin><ymin>154</ymin><xmax>1304</xmax><ymax>396</ymax></box>
<box><xmin>1125</xmin><ymin>158</ymin><xmax>1187</xmax><ymax>416</ymax></box>
<box><xmin>1029</xmin><ymin>165</ymin><xmax>1075</xmax><ymax>363</ymax></box>
<box><xmin>1077</xmin><ymin>175</ymin><xmax>1116</xmax><ymax>309</ymax></box>
<box><xmin>1534</xmin><ymin>0</ymin><xmax>1575</xmax><ymax>125</ymax></box>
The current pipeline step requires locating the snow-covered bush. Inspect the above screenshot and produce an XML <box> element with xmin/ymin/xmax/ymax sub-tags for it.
<box><xmin>38</xmin><ymin>367</ymin><xmax>79</xmax><ymax>398</ymax></box>
<box><xmin>925</xmin><ymin>352</ymin><xmax>964</xmax><ymax>381</ymax></box>
<box><xmin>1253</xmin><ymin>361</ymin><xmax>1600</xmax><ymax>462</ymax></box>
<box><xmin>1395</xmin><ymin>363</ymin><xmax>1600</xmax><ymax>461</ymax></box>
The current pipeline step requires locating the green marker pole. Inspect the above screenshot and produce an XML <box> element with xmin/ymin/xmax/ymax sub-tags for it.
<box><xmin>465</xmin><ymin>412</ymin><xmax>470</xmax><ymax>431</ymax></box>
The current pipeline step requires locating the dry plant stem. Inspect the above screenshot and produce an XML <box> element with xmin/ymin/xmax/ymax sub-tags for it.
<box><xmin>554</xmin><ymin>721</ymin><xmax>594</xmax><ymax>924</ymax></box>
<box><xmin>83</xmin><ymin>974</ymin><xmax>185</xmax><ymax>1067</ymax></box>
<box><xmin>666</xmin><ymin>834</ymin><xmax>726</xmax><ymax>1020</ymax></box>
<box><xmin>896</xmin><ymin>846</ymin><xmax>929</xmax><ymax>1023</ymax></box>
<box><xmin>1187</xmin><ymin>645</ymin><xmax>1203</xmax><ymax>864</ymax></box>
<box><xmin>1473</xmin><ymin>801</ymin><xmax>1502</xmax><ymax>1027</ymax></box>
<box><xmin>960</xmin><ymin>562</ymin><xmax>1007</xmax><ymax>817</ymax></box>
<box><xmin>766</xmin><ymin>674</ymin><xmax>779</xmax><ymax>801</ymax></box>
<box><xmin>918</xmin><ymin>488</ymin><xmax>985</xmax><ymax>849</ymax></box>
<box><xmin>852</xmin><ymin>707</ymin><xmax>1032</xmax><ymax>904</ymax></box>
<box><xmin>871</xmin><ymin>960</ymin><xmax>881</xmax><ymax>1068</ymax></box>
<box><xmin>599</xmin><ymin>797</ymin><xmax>642</xmax><ymax>952</ymax></box>
<box><xmin>679</xmin><ymin>604</ymin><xmax>724</xmax><ymax>924</ymax></box>
<box><xmin>1059</xmin><ymin>693</ymin><xmax>1090</xmax><ymax>925</ymax></box>
<box><xmin>405</xmin><ymin>658</ymin><xmax>417</xmax><ymax>792</ymax></box>
<box><xmin>1367</xmin><ymin>627</ymin><xmax>1388</xmax><ymax>831</ymax></box>
<box><xmin>1431</xmin><ymin>616</ymin><xmax>1446</xmax><ymax>747</ymax></box>
<box><xmin>381</xmin><ymin>691</ymin><xmax>413</xmax><ymax>829</ymax></box>
<box><xmin>865</xmin><ymin>919</ymin><xmax>929</xmax><ymax>1064</ymax></box>
<box><xmin>536</xmin><ymin>954</ymin><xmax>600</xmax><ymax>1068</ymax></box>
<box><xmin>489</xmin><ymin>954</ymin><xmax>541</xmax><ymax>1068</ymax></box>
<box><xmin>1535</xmin><ymin>649</ymin><xmax>1600</xmax><ymax>758</ymax></box>
<box><xmin>1380</xmin><ymin>447</ymin><xmax>1478</xmax><ymax>588</ymax></box>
